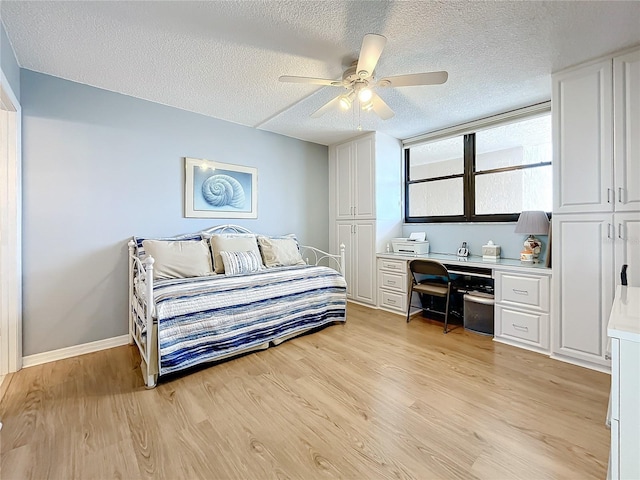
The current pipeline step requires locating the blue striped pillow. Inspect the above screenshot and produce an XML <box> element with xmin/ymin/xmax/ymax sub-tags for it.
<box><xmin>219</xmin><ymin>250</ymin><xmax>263</xmax><ymax>276</ymax></box>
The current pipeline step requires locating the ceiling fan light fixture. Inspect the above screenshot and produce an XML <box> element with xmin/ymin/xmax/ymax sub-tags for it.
<box><xmin>339</xmin><ymin>91</ymin><xmax>355</xmax><ymax>110</ymax></box>
<box><xmin>358</xmin><ymin>87</ymin><xmax>373</xmax><ymax>102</ymax></box>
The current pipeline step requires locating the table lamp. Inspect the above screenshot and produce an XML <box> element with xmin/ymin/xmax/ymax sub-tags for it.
<box><xmin>515</xmin><ymin>211</ymin><xmax>550</xmax><ymax>263</ymax></box>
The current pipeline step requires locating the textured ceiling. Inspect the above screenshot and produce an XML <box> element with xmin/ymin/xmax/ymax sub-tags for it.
<box><xmin>2</xmin><ymin>1</ymin><xmax>639</xmax><ymax>146</ymax></box>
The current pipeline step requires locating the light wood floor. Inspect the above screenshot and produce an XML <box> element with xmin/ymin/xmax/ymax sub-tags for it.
<box><xmin>1</xmin><ymin>303</ymin><xmax>611</xmax><ymax>479</ymax></box>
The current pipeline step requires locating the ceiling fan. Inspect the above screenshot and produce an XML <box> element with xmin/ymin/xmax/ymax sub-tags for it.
<box><xmin>279</xmin><ymin>34</ymin><xmax>448</xmax><ymax>120</ymax></box>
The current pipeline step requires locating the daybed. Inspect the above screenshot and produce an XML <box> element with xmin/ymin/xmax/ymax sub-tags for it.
<box><xmin>128</xmin><ymin>224</ymin><xmax>346</xmax><ymax>388</ymax></box>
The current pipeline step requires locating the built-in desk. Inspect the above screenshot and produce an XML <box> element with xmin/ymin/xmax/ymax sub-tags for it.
<box><xmin>376</xmin><ymin>252</ymin><xmax>553</xmax><ymax>354</ymax></box>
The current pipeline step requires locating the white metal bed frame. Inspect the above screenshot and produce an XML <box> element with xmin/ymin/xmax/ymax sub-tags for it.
<box><xmin>127</xmin><ymin>224</ymin><xmax>345</xmax><ymax>388</ymax></box>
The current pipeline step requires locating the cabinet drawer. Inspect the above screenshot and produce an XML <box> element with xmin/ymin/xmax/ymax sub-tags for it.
<box><xmin>379</xmin><ymin>290</ymin><xmax>407</xmax><ymax>313</ymax></box>
<box><xmin>378</xmin><ymin>270</ymin><xmax>407</xmax><ymax>293</ymax></box>
<box><xmin>496</xmin><ymin>272</ymin><xmax>549</xmax><ymax>310</ymax></box>
<box><xmin>379</xmin><ymin>258</ymin><xmax>406</xmax><ymax>272</ymax></box>
<box><xmin>497</xmin><ymin>305</ymin><xmax>548</xmax><ymax>346</ymax></box>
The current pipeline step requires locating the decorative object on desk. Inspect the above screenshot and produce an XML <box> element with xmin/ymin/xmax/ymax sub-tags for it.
<box><xmin>520</xmin><ymin>249</ymin><xmax>534</xmax><ymax>262</ymax></box>
<box><xmin>514</xmin><ymin>210</ymin><xmax>550</xmax><ymax>263</ymax></box>
<box><xmin>391</xmin><ymin>237</ymin><xmax>429</xmax><ymax>254</ymax></box>
<box><xmin>457</xmin><ymin>242</ymin><xmax>469</xmax><ymax>257</ymax></box>
<box><xmin>482</xmin><ymin>240</ymin><xmax>501</xmax><ymax>260</ymax></box>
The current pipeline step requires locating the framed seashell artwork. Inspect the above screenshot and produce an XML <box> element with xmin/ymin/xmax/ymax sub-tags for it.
<box><xmin>184</xmin><ymin>157</ymin><xmax>258</xmax><ymax>218</ymax></box>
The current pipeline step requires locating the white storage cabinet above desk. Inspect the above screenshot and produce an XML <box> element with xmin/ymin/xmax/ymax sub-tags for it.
<box><xmin>376</xmin><ymin>253</ymin><xmax>552</xmax><ymax>353</ymax></box>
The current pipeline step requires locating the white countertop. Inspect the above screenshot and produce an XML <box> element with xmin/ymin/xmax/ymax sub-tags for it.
<box><xmin>608</xmin><ymin>286</ymin><xmax>640</xmax><ymax>343</ymax></box>
<box><xmin>377</xmin><ymin>252</ymin><xmax>552</xmax><ymax>274</ymax></box>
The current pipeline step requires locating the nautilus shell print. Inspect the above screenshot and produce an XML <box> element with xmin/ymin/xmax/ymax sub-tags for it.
<box><xmin>201</xmin><ymin>174</ymin><xmax>245</xmax><ymax>208</ymax></box>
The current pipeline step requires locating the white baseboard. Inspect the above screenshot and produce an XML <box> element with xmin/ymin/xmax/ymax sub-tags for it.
<box><xmin>22</xmin><ymin>335</ymin><xmax>130</xmax><ymax>368</ymax></box>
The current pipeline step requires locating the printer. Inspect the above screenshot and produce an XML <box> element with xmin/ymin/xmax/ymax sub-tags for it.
<box><xmin>391</xmin><ymin>232</ymin><xmax>430</xmax><ymax>255</ymax></box>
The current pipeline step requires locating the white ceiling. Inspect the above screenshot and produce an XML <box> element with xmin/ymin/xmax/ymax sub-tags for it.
<box><xmin>2</xmin><ymin>1</ymin><xmax>639</xmax><ymax>146</ymax></box>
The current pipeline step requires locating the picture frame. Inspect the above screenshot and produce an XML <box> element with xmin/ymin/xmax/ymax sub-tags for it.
<box><xmin>184</xmin><ymin>157</ymin><xmax>258</xmax><ymax>219</ymax></box>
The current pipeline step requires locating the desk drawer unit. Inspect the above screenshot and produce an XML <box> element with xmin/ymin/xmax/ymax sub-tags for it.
<box><xmin>494</xmin><ymin>270</ymin><xmax>551</xmax><ymax>353</ymax></box>
<box><xmin>379</xmin><ymin>289</ymin><xmax>407</xmax><ymax>313</ymax></box>
<box><xmin>378</xmin><ymin>270</ymin><xmax>406</xmax><ymax>293</ymax></box>
<box><xmin>377</xmin><ymin>258</ymin><xmax>409</xmax><ymax>314</ymax></box>
<box><xmin>496</xmin><ymin>305</ymin><xmax>547</xmax><ymax>345</ymax></box>
<box><xmin>496</xmin><ymin>272</ymin><xmax>549</xmax><ymax>311</ymax></box>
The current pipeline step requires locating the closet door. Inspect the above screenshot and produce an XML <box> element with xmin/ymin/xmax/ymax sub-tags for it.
<box><xmin>614</xmin><ymin>212</ymin><xmax>640</xmax><ymax>287</ymax></box>
<box><xmin>353</xmin><ymin>221</ymin><xmax>375</xmax><ymax>304</ymax></box>
<box><xmin>353</xmin><ymin>136</ymin><xmax>375</xmax><ymax>219</ymax></box>
<box><xmin>335</xmin><ymin>142</ymin><xmax>353</xmax><ymax>220</ymax></box>
<box><xmin>553</xmin><ymin>59</ymin><xmax>613</xmax><ymax>214</ymax></box>
<box><xmin>614</xmin><ymin>49</ymin><xmax>640</xmax><ymax>212</ymax></box>
<box><xmin>552</xmin><ymin>214</ymin><xmax>613</xmax><ymax>367</ymax></box>
<box><xmin>336</xmin><ymin>223</ymin><xmax>354</xmax><ymax>298</ymax></box>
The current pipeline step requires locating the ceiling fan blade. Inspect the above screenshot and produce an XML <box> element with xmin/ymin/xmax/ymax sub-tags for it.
<box><xmin>356</xmin><ymin>34</ymin><xmax>387</xmax><ymax>78</ymax></box>
<box><xmin>310</xmin><ymin>96</ymin><xmax>341</xmax><ymax>118</ymax></box>
<box><xmin>378</xmin><ymin>71</ymin><xmax>448</xmax><ymax>87</ymax></box>
<box><xmin>370</xmin><ymin>93</ymin><xmax>394</xmax><ymax>120</ymax></box>
<box><xmin>279</xmin><ymin>75</ymin><xmax>341</xmax><ymax>86</ymax></box>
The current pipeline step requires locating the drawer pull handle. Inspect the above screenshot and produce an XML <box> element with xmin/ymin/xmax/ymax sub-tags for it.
<box><xmin>512</xmin><ymin>289</ymin><xmax>529</xmax><ymax>296</ymax></box>
<box><xmin>386</xmin><ymin>299</ymin><xmax>396</xmax><ymax>304</ymax></box>
<box><xmin>512</xmin><ymin>324</ymin><xmax>529</xmax><ymax>332</ymax></box>
<box><xmin>387</xmin><ymin>280</ymin><xmax>396</xmax><ymax>285</ymax></box>
<box><xmin>605</xmin><ymin>354</ymin><xmax>612</xmax><ymax>361</ymax></box>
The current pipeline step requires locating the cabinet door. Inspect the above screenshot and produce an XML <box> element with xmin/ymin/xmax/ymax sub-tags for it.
<box><xmin>553</xmin><ymin>60</ymin><xmax>613</xmax><ymax>213</ymax></box>
<box><xmin>614</xmin><ymin>49</ymin><xmax>640</xmax><ymax>212</ymax></box>
<box><xmin>336</xmin><ymin>223</ymin><xmax>353</xmax><ymax>298</ymax></box>
<box><xmin>353</xmin><ymin>222</ymin><xmax>375</xmax><ymax>304</ymax></box>
<box><xmin>553</xmin><ymin>214</ymin><xmax>614</xmax><ymax>366</ymax></box>
<box><xmin>353</xmin><ymin>136</ymin><xmax>375</xmax><ymax>219</ymax></box>
<box><xmin>614</xmin><ymin>212</ymin><xmax>640</xmax><ymax>287</ymax></box>
<box><xmin>335</xmin><ymin>143</ymin><xmax>353</xmax><ymax>220</ymax></box>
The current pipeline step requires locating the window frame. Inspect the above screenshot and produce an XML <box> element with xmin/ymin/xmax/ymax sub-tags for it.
<box><xmin>404</xmin><ymin>104</ymin><xmax>552</xmax><ymax>224</ymax></box>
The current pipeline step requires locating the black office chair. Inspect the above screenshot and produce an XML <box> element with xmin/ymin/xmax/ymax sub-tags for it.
<box><xmin>406</xmin><ymin>259</ymin><xmax>452</xmax><ymax>334</ymax></box>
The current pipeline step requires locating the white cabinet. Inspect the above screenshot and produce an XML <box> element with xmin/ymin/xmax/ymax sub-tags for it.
<box><xmin>337</xmin><ymin>221</ymin><xmax>375</xmax><ymax>304</ymax></box>
<box><xmin>607</xmin><ymin>286</ymin><xmax>640</xmax><ymax>480</ymax></box>
<box><xmin>377</xmin><ymin>258</ymin><xmax>409</xmax><ymax>314</ymax></box>
<box><xmin>552</xmin><ymin>215</ymin><xmax>614</xmax><ymax>367</ymax></box>
<box><xmin>552</xmin><ymin>46</ymin><xmax>640</xmax><ymax>371</ymax></box>
<box><xmin>553</xmin><ymin>59</ymin><xmax>613</xmax><ymax>214</ymax></box>
<box><xmin>553</xmin><ymin>48</ymin><xmax>640</xmax><ymax>214</ymax></box>
<box><xmin>614</xmin><ymin>49</ymin><xmax>640</xmax><ymax>212</ymax></box>
<box><xmin>334</xmin><ymin>136</ymin><xmax>375</xmax><ymax>220</ymax></box>
<box><xmin>494</xmin><ymin>270</ymin><xmax>551</xmax><ymax>354</ymax></box>
<box><xmin>330</xmin><ymin>132</ymin><xmax>402</xmax><ymax>307</ymax></box>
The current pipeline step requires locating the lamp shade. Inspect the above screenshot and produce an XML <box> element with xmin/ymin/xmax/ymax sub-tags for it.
<box><xmin>515</xmin><ymin>211</ymin><xmax>550</xmax><ymax>235</ymax></box>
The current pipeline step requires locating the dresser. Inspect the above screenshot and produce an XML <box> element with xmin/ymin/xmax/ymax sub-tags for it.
<box><xmin>376</xmin><ymin>253</ymin><xmax>552</xmax><ymax>353</ymax></box>
<box><xmin>607</xmin><ymin>286</ymin><xmax>640</xmax><ymax>480</ymax></box>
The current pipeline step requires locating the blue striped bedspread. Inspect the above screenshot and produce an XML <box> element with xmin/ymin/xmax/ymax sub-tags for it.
<box><xmin>151</xmin><ymin>265</ymin><xmax>347</xmax><ymax>375</ymax></box>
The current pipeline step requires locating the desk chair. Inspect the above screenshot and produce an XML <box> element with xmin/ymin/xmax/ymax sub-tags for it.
<box><xmin>407</xmin><ymin>259</ymin><xmax>452</xmax><ymax>334</ymax></box>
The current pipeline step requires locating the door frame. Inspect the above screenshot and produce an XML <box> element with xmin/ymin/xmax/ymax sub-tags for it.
<box><xmin>0</xmin><ymin>70</ymin><xmax>22</xmax><ymax>375</ymax></box>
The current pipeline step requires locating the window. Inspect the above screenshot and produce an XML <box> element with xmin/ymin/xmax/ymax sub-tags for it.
<box><xmin>405</xmin><ymin>108</ymin><xmax>552</xmax><ymax>223</ymax></box>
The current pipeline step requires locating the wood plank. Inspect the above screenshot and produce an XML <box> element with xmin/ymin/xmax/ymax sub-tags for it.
<box><xmin>0</xmin><ymin>303</ymin><xmax>610</xmax><ymax>479</ymax></box>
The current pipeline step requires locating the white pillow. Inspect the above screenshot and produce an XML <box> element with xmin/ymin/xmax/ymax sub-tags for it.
<box><xmin>209</xmin><ymin>234</ymin><xmax>263</xmax><ymax>273</ymax></box>
<box><xmin>257</xmin><ymin>235</ymin><xmax>306</xmax><ymax>268</ymax></box>
<box><xmin>219</xmin><ymin>250</ymin><xmax>263</xmax><ymax>276</ymax></box>
<box><xmin>141</xmin><ymin>239</ymin><xmax>214</xmax><ymax>280</ymax></box>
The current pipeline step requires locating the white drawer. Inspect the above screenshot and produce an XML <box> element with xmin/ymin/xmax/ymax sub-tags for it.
<box><xmin>379</xmin><ymin>289</ymin><xmax>407</xmax><ymax>313</ymax></box>
<box><xmin>378</xmin><ymin>270</ymin><xmax>407</xmax><ymax>293</ymax></box>
<box><xmin>379</xmin><ymin>258</ymin><xmax>406</xmax><ymax>273</ymax></box>
<box><xmin>496</xmin><ymin>272</ymin><xmax>549</xmax><ymax>311</ymax></box>
<box><xmin>496</xmin><ymin>305</ymin><xmax>547</xmax><ymax>345</ymax></box>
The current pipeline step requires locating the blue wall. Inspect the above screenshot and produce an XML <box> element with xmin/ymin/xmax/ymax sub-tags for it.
<box><xmin>21</xmin><ymin>70</ymin><xmax>328</xmax><ymax>356</ymax></box>
<box><xmin>0</xmin><ymin>20</ymin><xmax>20</xmax><ymax>100</ymax></box>
<box><xmin>403</xmin><ymin>222</ymin><xmax>550</xmax><ymax>262</ymax></box>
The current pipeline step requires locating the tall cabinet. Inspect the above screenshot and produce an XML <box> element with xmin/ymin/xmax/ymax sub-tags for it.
<box><xmin>552</xmin><ymin>47</ymin><xmax>640</xmax><ymax>370</ymax></box>
<box><xmin>329</xmin><ymin>132</ymin><xmax>402</xmax><ymax>306</ymax></box>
